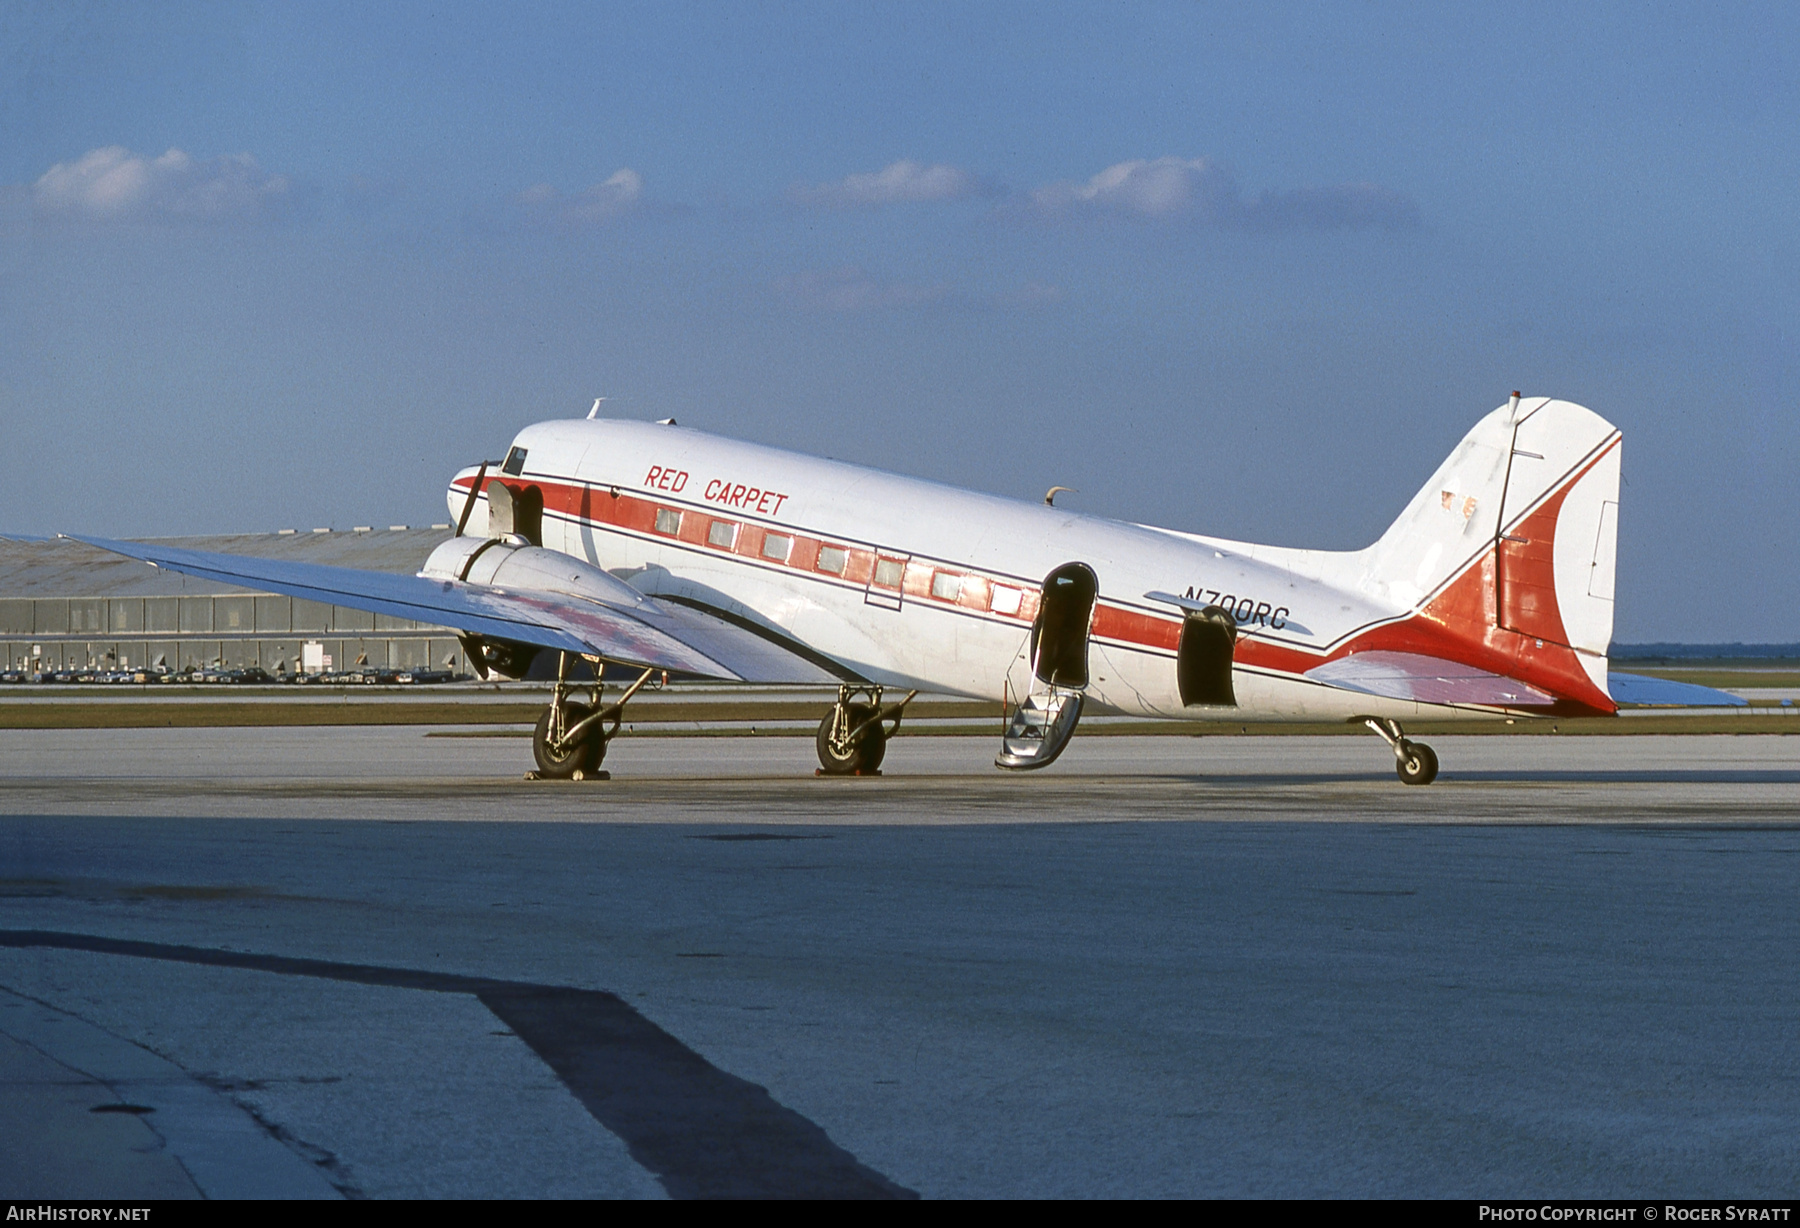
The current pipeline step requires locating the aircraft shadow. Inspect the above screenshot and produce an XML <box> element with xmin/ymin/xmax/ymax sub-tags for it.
<box><xmin>1053</xmin><ymin>769</ymin><xmax>1800</xmax><ymax>787</ymax></box>
<box><xmin>1425</xmin><ymin>770</ymin><xmax>1800</xmax><ymax>785</ymax></box>
<box><xmin>0</xmin><ymin>930</ymin><xmax>915</xmax><ymax>1200</ymax></box>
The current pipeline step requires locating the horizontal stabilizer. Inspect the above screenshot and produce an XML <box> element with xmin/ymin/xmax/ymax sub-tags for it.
<box><xmin>1305</xmin><ymin>650</ymin><xmax>1557</xmax><ymax>708</ymax></box>
<box><xmin>1607</xmin><ymin>672</ymin><xmax>1748</xmax><ymax>707</ymax></box>
<box><xmin>1144</xmin><ymin>590</ymin><xmax>1220</xmax><ymax>615</ymax></box>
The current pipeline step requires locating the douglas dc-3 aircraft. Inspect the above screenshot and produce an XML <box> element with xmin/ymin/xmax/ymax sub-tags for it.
<box><xmin>79</xmin><ymin>393</ymin><xmax>1662</xmax><ymax>785</ymax></box>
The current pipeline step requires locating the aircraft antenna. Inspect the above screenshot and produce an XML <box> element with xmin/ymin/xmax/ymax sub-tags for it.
<box><xmin>588</xmin><ymin>397</ymin><xmax>607</xmax><ymax>420</ymax></box>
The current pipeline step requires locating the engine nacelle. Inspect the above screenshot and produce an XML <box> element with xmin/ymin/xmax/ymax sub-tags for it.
<box><xmin>421</xmin><ymin>537</ymin><xmax>655</xmax><ymax>680</ymax></box>
<box><xmin>421</xmin><ymin>537</ymin><xmax>652</xmax><ymax>608</ymax></box>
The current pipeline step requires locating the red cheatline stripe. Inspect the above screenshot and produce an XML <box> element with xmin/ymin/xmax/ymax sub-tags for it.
<box><xmin>453</xmin><ymin>466</ymin><xmax>1612</xmax><ymax>713</ymax></box>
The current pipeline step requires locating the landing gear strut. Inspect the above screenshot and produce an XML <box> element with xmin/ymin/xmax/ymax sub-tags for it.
<box><xmin>1362</xmin><ymin>717</ymin><xmax>1439</xmax><ymax>786</ymax></box>
<box><xmin>816</xmin><ymin>684</ymin><xmax>917</xmax><ymax>776</ymax></box>
<box><xmin>530</xmin><ymin>654</ymin><xmax>657</xmax><ymax>780</ymax></box>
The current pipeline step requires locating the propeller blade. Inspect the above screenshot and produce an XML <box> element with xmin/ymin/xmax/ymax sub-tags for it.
<box><xmin>454</xmin><ymin>461</ymin><xmax>490</xmax><ymax>538</ymax></box>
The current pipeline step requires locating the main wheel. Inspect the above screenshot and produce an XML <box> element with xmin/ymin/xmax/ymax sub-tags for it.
<box><xmin>1395</xmin><ymin>739</ymin><xmax>1438</xmax><ymax>786</ymax></box>
<box><xmin>534</xmin><ymin>702</ymin><xmax>605</xmax><ymax>778</ymax></box>
<box><xmin>815</xmin><ymin>703</ymin><xmax>886</xmax><ymax>775</ymax></box>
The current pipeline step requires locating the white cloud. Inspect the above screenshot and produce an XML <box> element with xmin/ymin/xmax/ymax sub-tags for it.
<box><xmin>790</xmin><ymin>160</ymin><xmax>986</xmax><ymax>209</ymax></box>
<box><xmin>1030</xmin><ymin>156</ymin><xmax>1420</xmax><ymax>231</ymax></box>
<box><xmin>1032</xmin><ymin>157</ymin><xmax>1236</xmax><ymax>220</ymax></box>
<box><xmin>33</xmin><ymin>146</ymin><xmax>293</xmax><ymax>222</ymax></box>
<box><xmin>513</xmin><ymin>169</ymin><xmax>643</xmax><ymax>227</ymax></box>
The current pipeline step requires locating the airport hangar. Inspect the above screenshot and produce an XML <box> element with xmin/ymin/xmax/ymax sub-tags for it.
<box><xmin>0</xmin><ymin>528</ymin><xmax>478</xmax><ymax>678</ymax></box>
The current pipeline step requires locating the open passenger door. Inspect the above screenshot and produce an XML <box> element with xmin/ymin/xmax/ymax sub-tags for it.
<box><xmin>997</xmin><ymin>562</ymin><xmax>1096</xmax><ymax>770</ymax></box>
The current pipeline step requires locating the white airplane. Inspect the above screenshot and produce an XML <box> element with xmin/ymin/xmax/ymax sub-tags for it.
<box><xmin>78</xmin><ymin>393</ymin><xmax>1679</xmax><ymax>785</ymax></box>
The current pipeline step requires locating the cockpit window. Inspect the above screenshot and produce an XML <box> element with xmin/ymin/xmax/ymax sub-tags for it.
<box><xmin>501</xmin><ymin>446</ymin><xmax>528</xmax><ymax>476</ymax></box>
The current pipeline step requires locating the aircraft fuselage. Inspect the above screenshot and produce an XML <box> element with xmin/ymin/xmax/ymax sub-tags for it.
<box><xmin>448</xmin><ymin>414</ymin><xmax>1618</xmax><ymax>722</ymax></box>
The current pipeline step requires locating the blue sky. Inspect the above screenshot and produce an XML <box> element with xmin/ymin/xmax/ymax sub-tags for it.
<box><xmin>2</xmin><ymin>2</ymin><xmax>1795</xmax><ymax>640</ymax></box>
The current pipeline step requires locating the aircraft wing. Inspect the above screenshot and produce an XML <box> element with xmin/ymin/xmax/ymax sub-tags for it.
<box><xmin>68</xmin><ymin>535</ymin><xmax>837</xmax><ymax>684</ymax></box>
<box><xmin>1303</xmin><ymin>650</ymin><xmax>1558</xmax><ymax>707</ymax></box>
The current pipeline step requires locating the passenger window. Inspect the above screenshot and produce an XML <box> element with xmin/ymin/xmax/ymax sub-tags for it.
<box><xmin>873</xmin><ymin>558</ymin><xmax>905</xmax><ymax>589</ymax></box>
<box><xmin>655</xmin><ymin>508</ymin><xmax>682</xmax><ymax>535</ymax></box>
<box><xmin>708</xmin><ymin>521</ymin><xmax>738</xmax><ymax>549</ymax></box>
<box><xmin>990</xmin><ymin>585</ymin><xmax>1023</xmax><ymax>616</ymax></box>
<box><xmin>816</xmin><ymin>546</ymin><xmax>848</xmax><ymax>575</ymax></box>
<box><xmin>502</xmin><ymin>446</ymin><xmax>528</xmax><ymax>476</ymax></box>
<box><xmin>931</xmin><ymin>572</ymin><xmax>962</xmax><ymax>601</ymax></box>
<box><xmin>762</xmin><ymin>533</ymin><xmax>792</xmax><ymax>562</ymax></box>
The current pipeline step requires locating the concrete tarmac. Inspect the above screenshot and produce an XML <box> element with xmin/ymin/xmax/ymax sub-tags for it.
<box><xmin>1</xmin><ymin>728</ymin><xmax>1798</xmax><ymax>1197</ymax></box>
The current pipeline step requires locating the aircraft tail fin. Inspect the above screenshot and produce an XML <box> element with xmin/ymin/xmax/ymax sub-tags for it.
<box><xmin>1360</xmin><ymin>396</ymin><xmax>1622</xmax><ymax>662</ymax></box>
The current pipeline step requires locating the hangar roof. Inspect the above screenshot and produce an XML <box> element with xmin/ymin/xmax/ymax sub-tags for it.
<box><xmin>0</xmin><ymin>529</ymin><xmax>452</xmax><ymax>598</ymax></box>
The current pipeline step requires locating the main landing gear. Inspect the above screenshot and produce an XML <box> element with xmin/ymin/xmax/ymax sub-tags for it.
<box><xmin>816</xmin><ymin>684</ymin><xmax>917</xmax><ymax>775</ymax></box>
<box><xmin>530</xmin><ymin>653</ymin><xmax>658</xmax><ymax>780</ymax></box>
<box><xmin>1362</xmin><ymin>717</ymin><xmax>1439</xmax><ymax>786</ymax></box>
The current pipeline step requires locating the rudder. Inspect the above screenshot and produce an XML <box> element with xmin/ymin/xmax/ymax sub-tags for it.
<box><xmin>1361</xmin><ymin>396</ymin><xmax>1622</xmax><ymax>678</ymax></box>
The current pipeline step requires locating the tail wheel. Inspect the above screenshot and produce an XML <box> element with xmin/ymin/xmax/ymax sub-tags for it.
<box><xmin>816</xmin><ymin>703</ymin><xmax>885</xmax><ymax>775</ymax></box>
<box><xmin>1396</xmin><ymin>740</ymin><xmax>1438</xmax><ymax>786</ymax></box>
<box><xmin>533</xmin><ymin>702</ymin><xmax>605</xmax><ymax>778</ymax></box>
